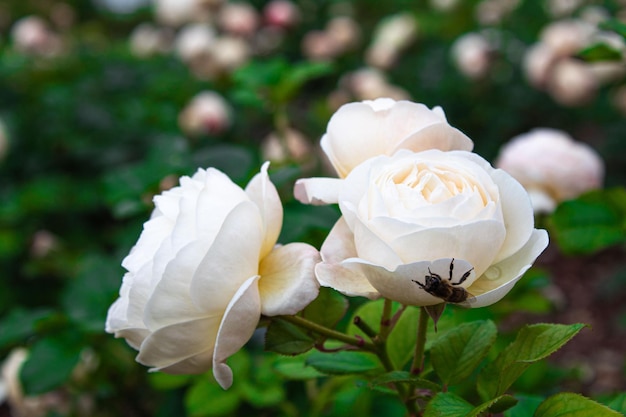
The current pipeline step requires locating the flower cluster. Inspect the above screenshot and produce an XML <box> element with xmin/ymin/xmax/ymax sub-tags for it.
<box><xmin>106</xmin><ymin>98</ymin><xmax>549</xmax><ymax>388</ymax></box>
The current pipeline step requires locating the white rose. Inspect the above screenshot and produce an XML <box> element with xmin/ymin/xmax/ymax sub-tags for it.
<box><xmin>495</xmin><ymin>128</ymin><xmax>604</xmax><ymax>213</ymax></box>
<box><xmin>106</xmin><ymin>163</ymin><xmax>320</xmax><ymax>389</ymax></box>
<box><xmin>296</xmin><ymin>98</ymin><xmax>474</xmax><ymax>204</ymax></box>
<box><xmin>296</xmin><ymin>150</ymin><xmax>548</xmax><ymax>308</ymax></box>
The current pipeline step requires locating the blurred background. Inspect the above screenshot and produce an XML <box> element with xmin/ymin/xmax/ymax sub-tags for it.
<box><xmin>0</xmin><ymin>0</ymin><xmax>625</xmax><ymax>416</ymax></box>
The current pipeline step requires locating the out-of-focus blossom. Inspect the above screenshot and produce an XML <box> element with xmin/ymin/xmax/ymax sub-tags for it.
<box><xmin>333</xmin><ymin>67</ymin><xmax>410</xmax><ymax>106</ymax></box>
<box><xmin>495</xmin><ymin>128</ymin><xmax>604</xmax><ymax>213</ymax></box>
<box><xmin>302</xmin><ymin>16</ymin><xmax>360</xmax><ymax>61</ymax></box>
<box><xmin>547</xmin><ymin>58</ymin><xmax>598</xmax><ymax>106</ymax></box>
<box><xmin>174</xmin><ymin>23</ymin><xmax>216</xmax><ymax>63</ymax></box>
<box><xmin>178</xmin><ymin>91</ymin><xmax>232</xmax><ymax>137</ymax></box>
<box><xmin>429</xmin><ymin>0</ymin><xmax>460</xmax><ymax>12</ymax></box>
<box><xmin>129</xmin><ymin>23</ymin><xmax>173</xmax><ymax>57</ymax></box>
<box><xmin>451</xmin><ymin>32</ymin><xmax>494</xmax><ymax>79</ymax></box>
<box><xmin>540</xmin><ymin>19</ymin><xmax>594</xmax><ymax>58</ymax></box>
<box><xmin>261</xmin><ymin>128</ymin><xmax>313</xmax><ymax>166</ymax></box>
<box><xmin>547</xmin><ymin>0</ymin><xmax>584</xmax><ymax>17</ymax></box>
<box><xmin>153</xmin><ymin>0</ymin><xmax>212</xmax><ymax>27</ymax></box>
<box><xmin>366</xmin><ymin>13</ymin><xmax>417</xmax><ymax>69</ymax></box>
<box><xmin>475</xmin><ymin>0</ymin><xmax>520</xmax><ymax>25</ymax></box>
<box><xmin>30</xmin><ymin>230</ymin><xmax>60</xmax><ymax>258</ymax></box>
<box><xmin>263</xmin><ymin>0</ymin><xmax>300</xmax><ymax>29</ymax></box>
<box><xmin>10</xmin><ymin>16</ymin><xmax>63</xmax><ymax>57</ymax></box>
<box><xmin>524</xmin><ymin>43</ymin><xmax>558</xmax><ymax>88</ymax></box>
<box><xmin>210</xmin><ymin>36</ymin><xmax>250</xmax><ymax>71</ymax></box>
<box><xmin>218</xmin><ymin>2</ymin><xmax>259</xmax><ymax>37</ymax></box>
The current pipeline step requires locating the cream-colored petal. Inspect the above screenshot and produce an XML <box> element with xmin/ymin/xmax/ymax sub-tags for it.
<box><xmin>293</xmin><ymin>177</ymin><xmax>343</xmax><ymax>205</ymax></box>
<box><xmin>189</xmin><ymin>201</ymin><xmax>264</xmax><ymax>313</ymax></box>
<box><xmin>344</xmin><ymin>259</ymin><xmax>474</xmax><ymax>306</ymax></box>
<box><xmin>388</xmin><ymin>220</ymin><xmax>506</xmax><ymax>277</ymax></box>
<box><xmin>258</xmin><ymin>243</ymin><xmax>320</xmax><ymax>316</ymax></box>
<box><xmin>136</xmin><ymin>315</ymin><xmax>221</xmax><ymax>371</ymax></box>
<box><xmin>245</xmin><ymin>161</ymin><xmax>283</xmax><ymax>259</ymax></box>
<box><xmin>462</xmin><ymin>229</ymin><xmax>549</xmax><ymax>308</ymax></box>
<box><xmin>392</xmin><ymin>122</ymin><xmax>473</xmax><ymax>154</ymax></box>
<box><xmin>213</xmin><ymin>276</ymin><xmax>262</xmax><ymax>389</ymax></box>
<box><xmin>315</xmin><ymin>262</ymin><xmax>381</xmax><ymax>299</ymax></box>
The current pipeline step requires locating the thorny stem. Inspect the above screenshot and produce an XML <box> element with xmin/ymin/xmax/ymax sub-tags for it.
<box><xmin>410</xmin><ymin>307</ymin><xmax>430</xmax><ymax>375</ymax></box>
<box><xmin>379</xmin><ymin>298</ymin><xmax>394</xmax><ymax>340</ymax></box>
<box><xmin>280</xmin><ymin>315</ymin><xmax>377</xmax><ymax>352</ymax></box>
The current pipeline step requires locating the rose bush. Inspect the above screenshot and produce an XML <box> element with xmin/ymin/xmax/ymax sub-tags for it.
<box><xmin>295</xmin><ymin>150</ymin><xmax>548</xmax><ymax>307</ymax></box>
<box><xmin>106</xmin><ymin>163</ymin><xmax>320</xmax><ymax>389</ymax></box>
<box><xmin>319</xmin><ymin>98</ymin><xmax>473</xmax><ymax>178</ymax></box>
<box><xmin>495</xmin><ymin>128</ymin><xmax>604</xmax><ymax>213</ymax></box>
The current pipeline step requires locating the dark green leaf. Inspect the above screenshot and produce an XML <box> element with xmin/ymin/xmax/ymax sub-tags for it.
<box><xmin>603</xmin><ymin>392</ymin><xmax>626</xmax><ymax>414</ymax></box>
<box><xmin>600</xmin><ymin>19</ymin><xmax>626</xmax><ymax>39</ymax></box>
<box><xmin>370</xmin><ymin>370</ymin><xmax>441</xmax><ymax>392</ymax></box>
<box><xmin>504</xmin><ymin>394</ymin><xmax>545</xmax><ymax>417</ymax></box>
<box><xmin>477</xmin><ymin>323</ymin><xmax>586</xmax><ymax>400</ymax></box>
<box><xmin>387</xmin><ymin>306</ymin><xmax>420</xmax><ymax>369</ymax></box>
<box><xmin>423</xmin><ymin>392</ymin><xmax>474</xmax><ymax>417</ymax></box>
<box><xmin>301</xmin><ymin>287</ymin><xmax>349</xmax><ymax>329</ymax></box>
<box><xmin>272</xmin><ymin>355</ymin><xmax>324</xmax><ymax>380</ymax></box>
<box><xmin>0</xmin><ymin>308</ymin><xmax>54</xmax><ymax>348</ymax></box>
<box><xmin>468</xmin><ymin>395</ymin><xmax>518</xmax><ymax>416</ymax></box>
<box><xmin>184</xmin><ymin>378</ymin><xmax>241</xmax><ymax>417</ymax></box>
<box><xmin>305</xmin><ymin>351</ymin><xmax>382</xmax><ymax>375</ymax></box>
<box><xmin>534</xmin><ymin>393</ymin><xmax>622</xmax><ymax>417</ymax></box>
<box><xmin>265</xmin><ymin>318</ymin><xmax>316</xmax><ymax>355</ymax></box>
<box><xmin>578</xmin><ymin>43</ymin><xmax>622</xmax><ymax>62</ymax></box>
<box><xmin>431</xmin><ymin>320</ymin><xmax>497</xmax><ymax>386</ymax></box>
<box><xmin>20</xmin><ymin>333</ymin><xmax>83</xmax><ymax>395</ymax></box>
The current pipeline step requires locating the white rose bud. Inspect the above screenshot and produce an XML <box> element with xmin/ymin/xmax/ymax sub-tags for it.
<box><xmin>547</xmin><ymin>58</ymin><xmax>598</xmax><ymax>106</ymax></box>
<box><xmin>295</xmin><ymin>149</ymin><xmax>548</xmax><ymax>307</ymax></box>
<box><xmin>10</xmin><ymin>16</ymin><xmax>63</xmax><ymax>57</ymax></box>
<box><xmin>129</xmin><ymin>23</ymin><xmax>173</xmax><ymax>57</ymax></box>
<box><xmin>540</xmin><ymin>19</ymin><xmax>594</xmax><ymax>58</ymax></box>
<box><xmin>523</xmin><ymin>43</ymin><xmax>558</xmax><ymax>88</ymax></box>
<box><xmin>218</xmin><ymin>2</ymin><xmax>259</xmax><ymax>37</ymax></box>
<box><xmin>366</xmin><ymin>13</ymin><xmax>417</xmax><ymax>69</ymax></box>
<box><xmin>174</xmin><ymin>23</ymin><xmax>216</xmax><ymax>63</ymax></box>
<box><xmin>296</xmin><ymin>98</ymin><xmax>473</xmax><ymax>187</ymax></box>
<box><xmin>154</xmin><ymin>0</ymin><xmax>211</xmax><ymax>27</ymax></box>
<box><xmin>451</xmin><ymin>32</ymin><xmax>494</xmax><ymax>79</ymax></box>
<box><xmin>495</xmin><ymin>128</ymin><xmax>604</xmax><ymax>213</ymax></box>
<box><xmin>263</xmin><ymin>0</ymin><xmax>300</xmax><ymax>29</ymax></box>
<box><xmin>106</xmin><ymin>163</ymin><xmax>320</xmax><ymax>389</ymax></box>
<box><xmin>178</xmin><ymin>91</ymin><xmax>232</xmax><ymax>136</ymax></box>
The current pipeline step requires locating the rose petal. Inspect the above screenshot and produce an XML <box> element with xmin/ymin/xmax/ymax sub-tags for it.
<box><xmin>393</xmin><ymin>122</ymin><xmax>473</xmax><ymax>155</ymax></box>
<box><xmin>258</xmin><ymin>243</ymin><xmax>320</xmax><ymax>316</ymax></box>
<box><xmin>462</xmin><ymin>229</ymin><xmax>549</xmax><ymax>308</ymax></box>
<box><xmin>122</xmin><ymin>215</ymin><xmax>173</xmax><ymax>272</ymax></box>
<box><xmin>294</xmin><ymin>177</ymin><xmax>343</xmax><ymax>205</ymax></box>
<box><xmin>343</xmin><ymin>258</ymin><xmax>477</xmax><ymax>306</ymax></box>
<box><xmin>315</xmin><ymin>262</ymin><xmax>381</xmax><ymax>299</ymax></box>
<box><xmin>136</xmin><ymin>315</ymin><xmax>221</xmax><ymax>371</ymax></box>
<box><xmin>352</xmin><ymin>217</ymin><xmax>405</xmax><ymax>269</ymax></box>
<box><xmin>213</xmin><ymin>275</ymin><xmax>262</xmax><ymax>389</ymax></box>
<box><xmin>189</xmin><ymin>201</ymin><xmax>264</xmax><ymax>313</ymax></box>
<box><xmin>245</xmin><ymin>161</ymin><xmax>283</xmax><ymax>259</ymax></box>
<box><xmin>387</xmin><ymin>220</ymin><xmax>506</xmax><ymax>276</ymax></box>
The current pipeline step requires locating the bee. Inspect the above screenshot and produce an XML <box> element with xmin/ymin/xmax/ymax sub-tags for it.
<box><xmin>412</xmin><ymin>258</ymin><xmax>474</xmax><ymax>304</ymax></box>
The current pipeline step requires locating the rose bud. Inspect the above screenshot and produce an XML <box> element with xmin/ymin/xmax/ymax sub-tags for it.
<box><xmin>546</xmin><ymin>58</ymin><xmax>598</xmax><ymax>106</ymax></box>
<box><xmin>178</xmin><ymin>91</ymin><xmax>232</xmax><ymax>136</ymax></box>
<box><xmin>451</xmin><ymin>32</ymin><xmax>494</xmax><ymax>79</ymax></box>
<box><xmin>263</xmin><ymin>0</ymin><xmax>300</xmax><ymax>29</ymax></box>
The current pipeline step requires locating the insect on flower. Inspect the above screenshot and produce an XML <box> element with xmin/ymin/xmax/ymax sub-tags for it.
<box><xmin>412</xmin><ymin>258</ymin><xmax>475</xmax><ymax>304</ymax></box>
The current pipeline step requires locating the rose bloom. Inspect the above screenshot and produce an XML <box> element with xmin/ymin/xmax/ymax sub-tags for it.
<box><xmin>178</xmin><ymin>91</ymin><xmax>232</xmax><ymax>136</ymax></box>
<box><xmin>300</xmin><ymin>98</ymin><xmax>473</xmax><ymax>184</ymax></box>
<box><xmin>451</xmin><ymin>32</ymin><xmax>493</xmax><ymax>79</ymax></box>
<box><xmin>495</xmin><ymin>128</ymin><xmax>604</xmax><ymax>213</ymax></box>
<box><xmin>106</xmin><ymin>163</ymin><xmax>320</xmax><ymax>389</ymax></box>
<box><xmin>295</xmin><ymin>150</ymin><xmax>548</xmax><ymax>307</ymax></box>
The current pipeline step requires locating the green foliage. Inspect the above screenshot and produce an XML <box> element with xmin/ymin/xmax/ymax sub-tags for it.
<box><xmin>534</xmin><ymin>393</ymin><xmax>623</xmax><ymax>417</ymax></box>
<box><xmin>305</xmin><ymin>350</ymin><xmax>382</xmax><ymax>375</ymax></box>
<box><xmin>431</xmin><ymin>320</ymin><xmax>497</xmax><ymax>386</ymax></box>
<box><xmin>549</xmin><ymin>188</ymin><xmax>626</xmax><ymax>254</ymax></box>
<box><xmin>477</xmin><ymin>323</ymin><xmax>587</xmax><ymax>400</ymax></box>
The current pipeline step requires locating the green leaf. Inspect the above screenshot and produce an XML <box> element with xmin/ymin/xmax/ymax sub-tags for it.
<box><xmin>20</xmin><ymin>333</ymin><xmax>83</xmax><ymax>395</ymax></box>
<box><xmin>504</xmin><ymin>394</ymin><xmax>545</xmax><ymax>417</ymax></box>
<box><xmin>185</xmin><ymin>378</ymin><xmax>241</xmax><ymax>417</ymax></box>
<box><xmin>600</xmin><ymin>19</ymin><xmax>626</xmax><ymax>39</ymax></box>
<box><xmin>387</xmin><ymin>306</ymin><xmax>420</xmax><ymax>369</ymax></box>
<box><xmin>550</xmin><ymin>188</ymin><xmax>626</xmax><ymax>254</ymax></box>
<box><xmin>477</xmin><ymin>323</ymin><xmax>586</xmax><ymax>400</ymax></box>
<box><xmin>468</xmin><ymin>395</ymin><xmax>518</xmax><ymax>416</ymax></box>
<box><xmin>301</xmin><ymin>287</ymin><xmax>349</xmax><ymax>329</ymax></box>
<box><xmin>603</xmin><ymin>392</ymin><xmax>626</xmax><ymax>414</ymax></box>
<box><xmin>265</xmin><ymin>318</ymin><xmax>316</xmax><ymax>355</ymax></box>
<box><xmin>578</xmin><ymin>43</ymin><xmax>623</xmax><ymax>62</ymax></box>
<box><xmin>305</xmin><ymin>351</ymin><xmax>382</xmax><ymax>375</ymax></box>
<box><xmin>534</xmin><ymin>393</ymin><xmax>623</xmax><ymax>417</ymax></box>
<box><xmin>272</xmin><ymin>355</ymin><xmax>324</xmax><ymax>380</ymax></box>
<box><xmin>423</xmin><ymin>392</ymin><xmax>474</xmax><ymax>417</ymax></box>
<box><xmin>61</xmin><ymin>253</ymin><xmax>123</xmax><ymax>333</ymax></box>
<box><xmin>148</xmin><ymin>373</ymin><xmax>192</xmax><ymax>390</ymax></box>
<box><xmin>0</xmin><ymin>307</ymin><xmax>54</xmax><ymax>348</ymax></box>
<box><xmin>431</xmin><ymin>320</ymin><xmax>497</xmax><ymax>386</ymax></box>
<box><xmin>370</xmin><ymin>370</ymin><xmax>441</xmax><ymax>392</ymax></box>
